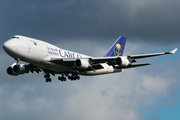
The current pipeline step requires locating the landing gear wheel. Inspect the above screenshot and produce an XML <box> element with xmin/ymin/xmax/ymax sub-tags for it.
<box><xmin>46</xmin><ymin>78</ymin><xmax>52</xmax><ymax>82</ymax></box>
<box><xmin>77</xmin><ymin>76</ymin><xmax>80</xmax><ymax>80</ymax></box>
<box><xmin>44</xmin><ymin>75</ymin><xmax>47</xmax><ymax>78</ymax></box>
<box><xmin>63</xmin><ymin>78</ymin><xmax>67</xmax><ymax>81</ymax></box>
<box><xmin>44</xmin><ymin>73</ymin><xmax>51</xmax><ymax>82</ymax></box>
<box><xmin>58</xmin><ymin>75</ymin><xmax>67</xmax><ymax>82</ymax></box>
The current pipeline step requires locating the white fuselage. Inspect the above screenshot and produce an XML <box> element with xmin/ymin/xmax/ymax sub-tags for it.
<box><xmin>3</xmin><ymin>35</ymin><xmax>123</xmax><ymax>76</ymax></box>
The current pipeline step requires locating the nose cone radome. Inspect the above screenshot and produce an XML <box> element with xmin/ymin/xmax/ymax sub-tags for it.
<box><xmin>3</xmin><ymin>41</ymin><xmax>10</xmax><ymax>51</ymax></box>
<box><xmin>3</xmin><ymin>39</ymin><xmax>19</xmax><ymax>57</ymax></box>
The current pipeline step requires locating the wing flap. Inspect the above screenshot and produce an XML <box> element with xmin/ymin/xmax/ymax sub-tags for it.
<box><xmin>115</xmin><ymin>63</ymin><xmax>151</xmax><ymax>69</ymax></box>
<box><xmin>86</xmin><ymin>64</ymin><xmax>104</xmax><ymax>71</ymax></box>
<box><xmin>89</xmin><ymin>57</ymin><xmax>117</xmax><ymax>64</ymax></box>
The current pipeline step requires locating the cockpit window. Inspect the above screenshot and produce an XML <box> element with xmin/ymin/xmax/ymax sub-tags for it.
<box><xmin>12</xmin><ymin>37</ymin><xmax>19</xmax><ymax>39</ymax></box>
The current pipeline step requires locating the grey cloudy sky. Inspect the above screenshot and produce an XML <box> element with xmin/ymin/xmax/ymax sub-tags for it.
<box><xmin>1</xmin><ymin>0</ymin><xmax>180</xmax><ymax>44</ymax></box>
<box><xmin>0</xmin><ymin>0</ymin><xmax>180</xmax><ymax>120</ymax></box>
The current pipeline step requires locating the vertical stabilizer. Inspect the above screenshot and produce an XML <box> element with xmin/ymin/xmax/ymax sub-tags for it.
<box><xmin>104</xmin><ymin>36</ymin><xmax>127</xmax><ymax>57</ymax></box>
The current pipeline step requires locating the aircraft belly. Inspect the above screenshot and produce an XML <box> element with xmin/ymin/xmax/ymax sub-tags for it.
<box><xmin>80</xmin><ymin>63</ymin><xmax>122</xmax><ymax>76</ymax></box>
<box><xmin>32</xmin><ymin>61</ymin><xmax>72</xmax><ymax>73</ymax></box>
<box><xmin>50</xmin><ymin>64</ymin><xmax>72</xmax><ymax>73</ymax></box>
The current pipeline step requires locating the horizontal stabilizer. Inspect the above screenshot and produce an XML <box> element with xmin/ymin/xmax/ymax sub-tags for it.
<box><xmin>123</xmin><ymin>63</ymin><xmax>151</xmax><ymax>69</ymax></box>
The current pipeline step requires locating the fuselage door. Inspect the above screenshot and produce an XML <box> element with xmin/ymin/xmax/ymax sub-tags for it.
<box><xmin>28</xmin><ymin>45</ymin><xmax>31</xmax><ymax>52</ymax></box>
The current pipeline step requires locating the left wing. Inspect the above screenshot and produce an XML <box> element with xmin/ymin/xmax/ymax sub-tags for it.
<box><xmin>50</xmin><ymin>48</ymin><xmax>178</xmax><ymax>70</ymax></box>
<box><xmin>128</xmin><ymin>48</ymin><xmax>178</xmax><ymax>59</ymax></box>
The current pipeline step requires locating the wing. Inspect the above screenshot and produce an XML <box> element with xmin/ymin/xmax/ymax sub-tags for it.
<box><xmin>51</xmin><ymin>58</ymin><xmax>104</xmax><ymax>71</ymax></box>
<box><xmin>26</xmin><ymin>64</ymin><xmax>42</xmax><ymax>73</ymax></box>
<box><xmin>128</xmin><ymin>48</ymin><xmax>178</xmax><ymax>59</ymax></box>
<box><xmin>90</xmin><ymin>47</ymin><xmax>177</xmax><ymax>65</ymax></box>
<box><xmin>50</xmin><ymin>48</ymin><xmax>177</xmax><ymax>70</ymax></box>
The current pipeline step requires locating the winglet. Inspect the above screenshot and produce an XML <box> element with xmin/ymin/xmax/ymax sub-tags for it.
<box><xmin>170</xmin><ymin>48</ymin><xmax>178</xmax><ymax>54</ymax></box>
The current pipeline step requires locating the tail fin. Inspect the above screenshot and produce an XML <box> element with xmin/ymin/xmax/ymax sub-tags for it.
<box><xmin>104</xmin><ymin>36</ymin><xmax>127</xmax><ymax>57</ymax></box>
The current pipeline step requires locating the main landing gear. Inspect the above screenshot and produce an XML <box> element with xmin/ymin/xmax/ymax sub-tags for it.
<box><xmin>68</xmin><ymin>74</ymin><xmax>80</xmax><ymax>81</ymax></box>
<box><xmin>44</xmin><ymin>72</ymin><xmax>80</xmax><ymax>82</ymax></box>
<box><xmin>58</xmin><ymin>73</ymin><xmax>80</xmax><ymax>82</ymax></box>
<box><xmin>58</xmin><ymin>74</ymin><xmax>67</xmax><ymax>82</ymax></box>
<box><xmin>44</xmin><ymin>73</ymin><xmax>52</xmax><ymax>82</ymax></box>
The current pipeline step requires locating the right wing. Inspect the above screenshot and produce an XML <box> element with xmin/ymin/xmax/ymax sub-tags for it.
<box><xmin>26</xmin><ymin>64</ymin><xmax>42</xmax><ymax>73</ymax></box>
<box><xmin>50</xmin><ymin>58</ymin><xmax>104</xmax><ymax>71</ymax></box>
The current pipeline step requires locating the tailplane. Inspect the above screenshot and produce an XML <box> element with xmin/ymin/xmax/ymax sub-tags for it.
<box><xmin>104</xmin><ymin>36</ymin><xmax>127</xmax><ymax>57</ymax></box>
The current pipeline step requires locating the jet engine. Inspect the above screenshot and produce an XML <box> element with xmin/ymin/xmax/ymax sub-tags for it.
<box><xmin>7</xmin><ymin>63</ymin><xmax>29</xmax><ymax>76</ymax></box>
<box><xmin>74</xmin><ymin>59</ymin><xmax>91</xmax><ymax>69</ymax></box>
<box><xmin>115</xmin><ymin>57</ymin><xmax>131</xmax><ymax>67</ymax></box>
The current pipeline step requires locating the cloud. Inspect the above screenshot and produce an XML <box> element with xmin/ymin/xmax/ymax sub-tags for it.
<box><xmin>1</xmin><ymin>40</ymin><xmax>179</xmax><ymax>120</ymax></box>
<box><xmin>0</xmin><ymin>65</ymin><xmax>178</xmax><ymax>120</ymax></box>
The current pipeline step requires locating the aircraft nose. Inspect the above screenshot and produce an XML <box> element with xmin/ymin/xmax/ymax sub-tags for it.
<box><xmin>3</xmin><ymin>39</ymin><xmax>19</xmax><ymax>55</ymax></box>
<box><xmin>3</xmin><ymin>41</ymin><xmax>10</xmax><ymax>51</ymax></box>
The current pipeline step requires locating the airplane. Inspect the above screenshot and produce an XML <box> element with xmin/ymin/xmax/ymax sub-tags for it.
<box><xmin>3</xmin><ymin>35</ymin><xmax>178</xmax><ymax>82</ymax></box>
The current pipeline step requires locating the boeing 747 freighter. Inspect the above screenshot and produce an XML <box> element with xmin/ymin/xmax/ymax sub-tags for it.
<box><xmin>3</xmin><ymin>35</ymin><xmax>177</xmax><ymax>82</ymax></box>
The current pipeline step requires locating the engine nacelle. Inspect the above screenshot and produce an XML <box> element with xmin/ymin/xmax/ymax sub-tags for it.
<box><xmin>115</xmin><ymin>57</ymin><xmax>131</xmax><ymax>67</ymax></box>
<box><xmin>7</xmin><ymin>63</ymin><xmax>29</xmax><ymax>76</ymax></box>
<box><xmin>74</xmin><ymin>59</ymin><xmax>90</xmax><ymax>69</ymax></box>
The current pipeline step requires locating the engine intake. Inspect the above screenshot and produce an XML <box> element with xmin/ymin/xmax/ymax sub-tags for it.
<box><xmin>13</xmin><ymin>65</ymin><xmax>20</xmax><ymax>73</ymax></box>
<box><xmin>115</xmin><ymin>57</ymin><xmax>122</xmax><ymax>65</ymax></box>
<box><xmin>74</xmin><ymin>59</ymin><xmax>90</xmax><ymax>69</ymax></box>
<box><xmin>7</xmin><ymin>63</ymin><xmax>29</xmax><ymax>76</ymax></box>
<box><xmin>115</xmin><ymin>57</ymin><xmax>131</xmax><ymax>67</ymax></box>
<box><xmin>7</xmin><ymin>67</ymin><xmax>13</xmax><ymax>75</ymax></box>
